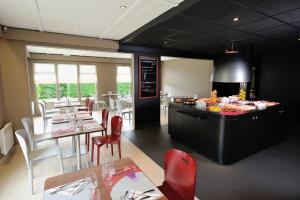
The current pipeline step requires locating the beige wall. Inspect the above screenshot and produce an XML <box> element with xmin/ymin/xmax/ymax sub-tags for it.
<box><xmin>161</xmin><ymin>58</ymin><xmax>213</xmax><ymax>97</ymax></box>
<box><xmin>0</xmin><ymin>62</ymin><xmax>5</xmax><ymax>128</ymax></box>
<box><xmin>0</xmin><ymin>28</ymin><xmax>121</xmax><ymax>132</ymax></box>
<box><xmin>0</xmin><ymin>39</ymin><xmax>31</xmax><ymax>130</ymax></box>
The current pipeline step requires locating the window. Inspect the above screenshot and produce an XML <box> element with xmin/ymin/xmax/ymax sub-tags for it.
<box><xmin>34</xmin><ymin>63</ymin><xmax>57</xmax><ymax>100</ymax></box>
<box><xmin>33</xmin><ymin>62</ymin><xmax>98</xmax><ymax>101</ymax></box>
<box><xmin>58</xmin><ymin>64</ymin><xmax>78</xmax><ymax>99</ymax></box>
<box><xmin>117</xmin><ymin>66</ymin><xmax>131</xmax><ymax>95</ymax></box>
<box><xmin>79</xmin><ymin>65</ymin><xmax>97</xmax><ymax>98</ymax></box>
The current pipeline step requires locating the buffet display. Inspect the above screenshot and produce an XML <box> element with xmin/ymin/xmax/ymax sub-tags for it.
<box><xmin>173</xmin><ymin>90</ymin><xmax>279</xmax><ymax>115</ymax></box>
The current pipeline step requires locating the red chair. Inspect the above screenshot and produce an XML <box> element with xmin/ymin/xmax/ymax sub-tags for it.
<box><xmin>85</xmin><ymin>109</ymin><xmax>109</xmax><ymax>151</ymax></box>
<box><xmin>88</xmin><ymin>99</ymin><xmax>94</xmax><ymax>116</ymax></box>
<box><xmin>158</xmin><ymin>149</ymin><xmax>197</xmax><ymax>200</ymax></box>
<box><xmin>78</xmin><ymin>97</ymin><xmax>90</xmax><ymax>111</ymax></box>
<box><xmin>91</xmin><ymin>116</ymin><xmax>123</xmax><ymax>165</ymax></box>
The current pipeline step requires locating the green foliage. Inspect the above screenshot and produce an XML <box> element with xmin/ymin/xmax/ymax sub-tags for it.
<box><xmin>117</xmin><ymin>82</ymin><xmax>130</xmax><ymax>95</ymax></box>
<box><xmin>36</xmin><ymin>84</ymin><xmax>57</xmax><ymax>99</ymax></box>
<box><xmin>80</xmin><ymin>83</ymin><xmax>96</xmax><ymax>97</ymax></box>
<box><xmin>60</xmin><ymin>83</ymin><xmax>78</xmax><ymax>98</ymax></box>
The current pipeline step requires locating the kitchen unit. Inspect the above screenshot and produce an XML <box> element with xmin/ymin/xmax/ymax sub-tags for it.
<box><xmin>168</xmin><ymin>102</ymin><xmax>288</xmax><ymax>165</ymax></box>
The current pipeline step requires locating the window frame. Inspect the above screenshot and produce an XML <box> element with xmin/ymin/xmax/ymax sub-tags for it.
<box><xmin>33</xmin><ymin>61</ymin><xmax>97</xmax><ymax>101</ymax></box>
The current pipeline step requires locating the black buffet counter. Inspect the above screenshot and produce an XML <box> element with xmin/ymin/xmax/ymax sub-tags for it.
<box><xmin>168</xmin><ymin>102</ymin><xmax>288</xmax><ymax>165</ymax></box>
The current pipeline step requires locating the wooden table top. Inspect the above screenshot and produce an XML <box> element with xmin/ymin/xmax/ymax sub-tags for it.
<box><xmin>44</xmin><ymin>157</ymin><xmax>167</xmax><ymax>200</ymax></box>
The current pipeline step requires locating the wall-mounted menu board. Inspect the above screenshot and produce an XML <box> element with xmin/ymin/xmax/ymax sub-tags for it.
<box><xmin>138</xmin><ymin>56</ymin><xmax>159</xmax><ymax>99</ymax></box>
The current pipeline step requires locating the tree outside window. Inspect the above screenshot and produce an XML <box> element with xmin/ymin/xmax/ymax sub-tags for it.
<box><xmin>80</xmin><ymin>65</ymin><xmax>97</xmax><ymax>98</ymax></box>
<box><xmin>117</xmin><ymin>66</ymin><xmax>131</xmax><ymax>96</ymax></box>
<box><xmin>34</xmin><ymin>63</ymin><xmax>57</xmax><ymax>100</ymax></box>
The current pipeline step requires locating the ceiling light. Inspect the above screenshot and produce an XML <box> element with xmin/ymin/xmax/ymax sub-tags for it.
<box><xmin>233</xmin><ymin>17</ymin><xmax>239</xmax><ymax>22</ymax></box>
<box><xmin>74</xmin><ymin>27</ymin><xmax>79</xmax><ymax>32</ymax></box>
<box><xmin>120</xmin><ymin>5</ymin><xmax>126</xmax><ymax>9</ymax></box>
<box><xmin>163</xmin><ymin>41</ymin><xmax>168</xmax><ymax>45</ymax></box>
<box><xmin>298</xmin><ymin>37</ymin><xmax>300</xmax><ymax>41</ymax></box>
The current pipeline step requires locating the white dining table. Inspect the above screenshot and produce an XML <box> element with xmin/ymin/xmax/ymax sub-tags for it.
<box><xmin>51</xmin><ymin>119</ymin><xmax>103</xmax><ymax>170</ymax></box>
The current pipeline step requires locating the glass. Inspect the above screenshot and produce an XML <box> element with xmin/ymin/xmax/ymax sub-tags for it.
<box><xmin>80</xmin><ymin>83</ymin><xmax>96</xmax><ymax>98</ymax></box>
<box><xmin>36</xmin><ymin>83</ymin><xmax>57</xmax><ymax>99</ymax></box>
<box><xmin>85</xmin><ymin>172</ymin><xmax>99</xmax><ymax>200</ymax></box>
<box><xmin>102</xmin><ymin>162</ymin><xmax>116</xmax><ymax>186</ymax></box>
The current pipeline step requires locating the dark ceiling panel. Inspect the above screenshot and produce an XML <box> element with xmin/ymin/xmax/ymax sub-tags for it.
<box><xmin>252</xmin><ymin>0</ymin><xmax>300</xmax><ymax>16</ymax></box>
<box><xmin>120</xmin><ymin>0</ymin><xmax>300</xmax><ymax>56</ymax></box>
<box><xmin>237</xmin><ymin>17</ymin><xmax>284</xmax><ymax>32</ymax></box>
<box><xmin>255</xmin><ymin>24</ymin><xmax>298</xmax><ymax>38</ymax></box>
<box><xmin>180</xmin><ymin>0</ymin><xmax>241</xmax><ymax>21</ymax></box>
<box><xmin>212</xmin><ymin>8</ymin><xmax>265</xmax><ymax>27</ymax></box>
<box><xmin>273</xmin><ymin>8</ymin><xmax>300</xmax><ymax>23</ymax></box>
<box><xmin>156</xmin><ymin>15</ymin><xmax>198</xmax><ymax>31</ymax></box>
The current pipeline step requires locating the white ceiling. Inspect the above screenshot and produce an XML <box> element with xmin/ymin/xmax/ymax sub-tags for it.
<box><xmin>0</xmin><ymin>0</ymin><xmax>184</xmax><ymax>40</ymax></box>
<box><xmin>26</xmin><ymin>45</ymin><xmax>178</xmax><ymax>61</ymax></box>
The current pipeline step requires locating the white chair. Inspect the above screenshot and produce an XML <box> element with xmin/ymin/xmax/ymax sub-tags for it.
<box><xmin>38</xmin><ymin>102</ymin><xmax>56</xmax><ymax>133</ymax></box>
<box><xmin>116</xmin><ymin>100</ymin><xmax>132</xmax><ymax>121</ymax></box>
<box><xmin>15</xmin><ymin>129</ymin><xmax>63</xmax><ymax>194</ymax></box>
<box><xmin>21</xmin><ymin>117</ymin><xmax>58</xmax><ymax>150</ymax></box>
<box><xmin>38</xmin><ymin>100</ymin><xmax>60</xmax><ymax>115</ymax></box>
<box><xmin>109</xmin><ymin>97</ymin><xmax>117</xmax><ymax>113</ymax></box>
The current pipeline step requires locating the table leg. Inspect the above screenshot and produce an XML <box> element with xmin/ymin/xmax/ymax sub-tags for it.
<box><xmin>76</xmin><ymin>135</ymin><xmax>81</xmax><ymax>170</ymax></box>
<box><xmin>72</xmin><ymin>136</ymin><xmax>76</xmax><ymax>153</ymax></box>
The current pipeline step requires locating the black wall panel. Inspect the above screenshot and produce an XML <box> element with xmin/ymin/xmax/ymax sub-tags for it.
<box><xmin>134</xmin><ymin>54</ymin><xmax>161</xmax><ymax>128</ymax></box>
<box><xmin>257</xmin><ymin>50</ymin><xmax>300</xmax><ymax>132</ymax></box>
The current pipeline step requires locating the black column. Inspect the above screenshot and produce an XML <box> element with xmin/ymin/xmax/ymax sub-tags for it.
<box><xmin>133</xmin><ymin>53</ymin><xmax>161</xmax><ymax>128</ymax></box>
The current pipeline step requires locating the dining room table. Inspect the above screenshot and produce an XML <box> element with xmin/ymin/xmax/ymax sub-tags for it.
<box><xmin>51</xmin><ymin>119</ymin><xmax>103</xmax><ymax>170</ymax></box>
<box><xmin>44</xmin><ymin>157</ymin><xmax>167</xmax><ymax>200</ymax></box>
<box><xmin>54</xmin><ymin>101</ymin><xmax>82</xmax><ymax>108</ymax></box>
<box><xmin>52</xmin><ymin>111</ymin><xmax>93</xmax><ymax>124</ymax></box>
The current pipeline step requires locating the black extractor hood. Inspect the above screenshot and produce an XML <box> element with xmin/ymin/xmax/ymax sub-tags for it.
<box><xmin>211</xmin><ymin>41</ymin><xmax>251</xmax><ymax>83</ymax></box>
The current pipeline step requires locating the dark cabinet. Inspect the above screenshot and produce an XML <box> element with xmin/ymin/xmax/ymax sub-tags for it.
<box><xmin>168</xmin><ymin>103</ymin><xmax>288</xmax><ymax>165</ymax></box>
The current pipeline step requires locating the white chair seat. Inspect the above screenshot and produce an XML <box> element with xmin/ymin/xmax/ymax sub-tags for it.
<box><xmin>46</xmin><ymin>108</ymin><xmax>60</xmax><ymax>114</ymax></box>
<box><xmin>30</xmin><ymin>145</ymin><xmax>61</xmax><ymax>161</ymax></box>
<box><xmin>32</xmin><ymin>132</ymin><xmax>52</xmax><ymax>142</ymax></box>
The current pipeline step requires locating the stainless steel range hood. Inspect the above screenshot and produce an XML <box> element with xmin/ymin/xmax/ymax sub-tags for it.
<box><xmin>211</xmin><ymin>54</ymin><xmax>250</xmax><ymax>83</ymax></box>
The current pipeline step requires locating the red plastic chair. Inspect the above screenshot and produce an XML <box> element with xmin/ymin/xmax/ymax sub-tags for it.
<box><xmin>91</xmin><ymin>116</ymin><xmax>123</xmax><ymax>165</ymax></box>
<box><xmin>85</xmin><ymin>109</ymin><xmax>109</xmax><ymax>151</ymax></box>
<box><xmin>88</xmin><ymin>99</ymin><xmax>94</xmax><ymax>115</ymax></box>
<box><xmin>158</xmin><ymin>149</ymin><xmax>197</xmax><ymax>200</ymax></box>
<box><xmin>78</xmin><ymin>97</ymin><xmax>90</xmax><ymax>111</ymax></box>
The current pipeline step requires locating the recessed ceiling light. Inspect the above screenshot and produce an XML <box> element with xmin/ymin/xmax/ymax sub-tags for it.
<box><xmin>163</xmin><ymin>41</ymin><xmax>168</xmax><ymax>45</ymax></box>
<box><xmin>120</xmin><ymin>5</ymin><xmax>126</xmax><ymax>9</ymax></box>
<box><xmin>74</xmin><ymin>27</ymin><xmax>79</xmax><ymax>31</ymax></box>
<box><xmin>298</xmin><ymin>37</ymin><xmax>300</xmax><ymax>41</ymax></box>
<box><xmin>233</xmin><ymin>17</ymin><xmax>239</xmax><ymax>22</ymax></box>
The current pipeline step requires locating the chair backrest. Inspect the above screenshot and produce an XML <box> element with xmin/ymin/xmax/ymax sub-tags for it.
<box><xmin>37</xmin><ymin>102</ymin><xmax>45</xmax><ymax>118</ymax></box>
<box><xmin>85</xmin><ymin>98</ymin><xmax>90</xmax><ymax>107</ymax></box>
<box><xmin>163</xmin><ymin>149</ymin><xmax>197</xmax><ymax>200</ymax></box>
<box><xmin>109</xmin><ymin>97</ymin><xmax>115</xmax><ymax>110</ymax></box>
<box><xmin>116</xmin><ymin>100</ymin><xmax>123</xmax><ymax>114</ymax></box>
<box><xmin>15</xmin><ymin>129</ymin><xmax>31</xmax><ymax>168</ymax></box>
<box><xmin>21</xmin><ymin>117</ymin><xmax>35</xmax><ymax>148</ymax></box>
<box><xmin>111</xmin><ymin>116</ymin><xmax>122</xmax><ymax>136</ymax></box>
<box><xmin>88</xmin><ymin>99</ymin><xmax>94</xmax><ymax>112</ymax></box>
<box><xmin>101</xmin><ymin>109</ymin><xmax>109</xmax><ymax>129</ymax></box>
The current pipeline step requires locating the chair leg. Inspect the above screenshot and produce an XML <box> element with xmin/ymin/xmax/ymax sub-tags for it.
<box><xmin>97</xmin><ymin>146</ymin><xmax>100</xmax><ymax>166</ymax></box>
<box><xmin>59</xmin><ymin>155</ymin><xmax>64</xmax><ymax>174</ymax></box>
<box><xmin>28</xmin><ymin>163</ymin><xmax>34</xmax><ymax>194</ymax></box>
<box><xmin>118</xmin><ymin>142</ymin><xmax>121</xmax><ymax>159</ymax></box>
<box><xmin>111</xmin><ymin>144</ymin><xmax>114</xmax><ymax>156</ymax></box>
<box><xmin>87</xmin><ymin>133</ymin><xmax>90</xmax><ymax>151</ymax></box>
<box><xmin>91</xmin><ymin>140</ymin><xmax>94</xmax><ymax>162</ymax></box>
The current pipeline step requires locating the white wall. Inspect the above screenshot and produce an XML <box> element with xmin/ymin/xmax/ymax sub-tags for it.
<box><xmin>161</xmin><ymin>58</ymin><xmax>213</xmax><ymax>97</ymax></box>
